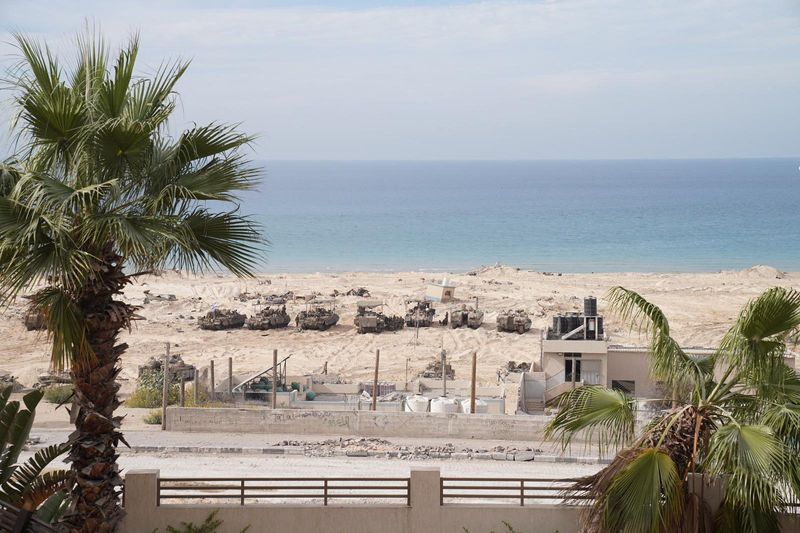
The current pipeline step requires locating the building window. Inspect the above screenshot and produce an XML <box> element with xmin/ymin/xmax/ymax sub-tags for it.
<box><xmin>612</xmin><ymin>380</ymin><xmax>635</xmax><ymax>395</ymax></box>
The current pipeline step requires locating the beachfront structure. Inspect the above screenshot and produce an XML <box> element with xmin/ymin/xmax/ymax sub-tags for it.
<box><xmin>520</xmin><ymin>297</ymin><xmax>798</xmax><ymax>410</ymax></box>
<box><xmin>425</xmin><ymin>279</ymin><xmax>456</xmax><ymax>302</ymax></box>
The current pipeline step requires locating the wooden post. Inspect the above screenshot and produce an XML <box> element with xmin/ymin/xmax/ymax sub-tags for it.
<box><xmin>193</xmin><ymin>368</ymin><xmax>199</xmax><ymax>404</ymax></box>
<box><xmin>470</xmin><ymin>351</ymin><xmax>477</xmax><ymax>414</ymax></box>
<box><xmin>441</xmin><ymin>349</ymin><xmax>447</xmax><ymax>397</ymax></box>
<box><xmin>210</xmin><ymin>360</ymin><xmax>215</xmax><ymax>401</ymax></box>
<box><xmin>227</xmin><ymin>357</ymin><xmax>233</xmax><ymax>401</ymax></box>
<box><xmin>179</xmin><ymin>375</ymin><xmax>185</xmax><ymax>407</ymax></box>
<box><xmin>371</xmin><ymin>349</ymin><xmax>380</xmax><ymax>411</ymax></box>
<box><xmin>323</xmin><ymin>361</ymin><xmax>328</xmax><ymax>375</ymax></box>
<box><xmin>161</xmin><ymin>343</ymin><xmax>170</xmax><ymax>431</ymax></box>
<box><xmin>272</xmin><ymin>349</ymin><xmax>278</xmax><ymax>409</ymax></box>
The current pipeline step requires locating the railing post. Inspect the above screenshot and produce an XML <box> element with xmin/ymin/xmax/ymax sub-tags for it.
<box><xmin>439</xmin><ymin>477</ymin><xmax>443</xmax><ymax>506</ymax></box>
<box><xmin>520</xmin><ymin>480</ymin><xmax>524</xmax><ymax>506</ymax></box>
<box><xmin>407</xmin><ymin>478</ymin><xmax>411</xmax><ymax>507</ymax></box>
<box><xmin>240</xmin><ymin>479</ymin><xmax>245</xmax><ymax>506</ymax></box>
<box><xmin>324</xmin><ymin>479</ymin><xmax>328</xmax><ymax>506</ymax></box>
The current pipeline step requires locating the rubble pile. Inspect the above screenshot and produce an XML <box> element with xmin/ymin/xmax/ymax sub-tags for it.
<box><xmin>275</xmin><ymin>437</ymin><xmax>541</xmax><ymax>461</ymax></box>
<box><xmin>24</xmin><ymin>310</ymin><xmax>46</xmax><ymax>331</ymax></box>
<box><xmin>418</xmin><ymin>359</ymin><xmax>455</xmax><ymax>380</ymax></box>
<box><xmin>505</xmin><ymin>361</ymin><xmax>531</xmax><ymax>373</ymax></box>
<box><xmin>138</xmin><ymin>354</ymin><xmax>196</xmax><ymax>380</ymax></box>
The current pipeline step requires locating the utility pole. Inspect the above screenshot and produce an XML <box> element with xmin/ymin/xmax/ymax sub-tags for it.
<box><xmin>227</xmin><ymin>357</ymin><xmax>233</xmax><ymax>400</ymax></box>
<box><xmin>161</xmin><ymin>343</ymin><xmax>170</xmax><ymax>430</ymax></box>
<box><xmin>210</xmin><ymin>360</ymin><xmax>215</xmax><ymax>402</ymax></box>
<box><xmin>371</xmin><ymin>349</ymin><xmax>380</xmax><ymax>411</ymax></box>
<box><xmin>193</xmin><ymin>368</ymin><xmax>199</xmax><ymax>404</ymax></box>
<box><xmin>441</xmin><ymin>348</ymin><xmax>447</xmax><ymax>397</ymax></box>
<box><xmin>470</xmin><ymin>351</ymin><xmax>477</xmax><ymax>414</ymax></box>
<box><xmin>272</xmin><ymin>349</ymin><xmax>278</xmax><ymax>409</ymax></box>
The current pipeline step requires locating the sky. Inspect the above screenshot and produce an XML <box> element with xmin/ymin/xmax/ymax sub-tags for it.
<box><xmin>1</xmin><ymin>0</ymin><xmax>799</xmax><ymax>160</ymax></box>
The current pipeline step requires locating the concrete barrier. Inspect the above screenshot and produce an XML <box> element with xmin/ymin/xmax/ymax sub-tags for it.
<box><xmin>166</xmin><ymin>407</ymin><xmax>551</xmax><ymax>440</ymax></box>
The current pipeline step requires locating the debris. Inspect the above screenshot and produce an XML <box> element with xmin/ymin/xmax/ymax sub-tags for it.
<box><xmin>418</xmin><ymin>359</ymin><xmax>455</xmax><ymax>380</ymax></box>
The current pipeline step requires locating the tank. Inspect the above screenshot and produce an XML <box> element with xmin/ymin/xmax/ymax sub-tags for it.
<box><xmin>24</xmin><ymin>309</ymin><xmax>46</xmax><ymax>331</ymax></box>
<box><xmin>198</xmin><ymin>309</ymin><xmax>246</xmax><ymax>330</ymax></box>
<box><xmin>296</xmin><ymin>306</ymin><xmax>339</xmax><ymax>331</ymax></box>
<box><xmin>245</xmin><ymin>305</ymin><xmax>291</xmax><ymax>330</ymax></box>
<box><xmin>450</xmin><ymin>304</ymin><xmax>484</xmax><ymax>329</ymax></box>
<box><xmin>404</xmin><ymin>395</ymin><xmax>430</xmax><ymax>413</ymax></box>
<box><xmin>430</xmin><ymin>397</ymin><xmax>459</xmax><ymax>414</ymax></box>
<box><xmin>405</xmin><ymin>300</ymin><xmax>436</xmax><ymax>328</ymax></box>
<box><xmin>354</xmin><ymin>300</ymin><xmax>404</xmax><ymax>334</ymax></box>
<box><xmin>584</xmin><ymin>296</ymin><xmax>598</xmax><ymax>317</ymax></box>
<box><xmin>496</xmin><ymin>309</ymin><xmax>532</xmax><ymax>334</ymax></box>
<box><xmin>597</xmin><ymin>316</ymin><xmax>604</xmax><ymax>337</ymax></box>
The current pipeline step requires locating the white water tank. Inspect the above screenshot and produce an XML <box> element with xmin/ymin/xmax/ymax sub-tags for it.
<box><xmin>404</xmin><ymin>395</ymin><xmax>430</xmax><ymax>413</ymax></box>
<box><xmin>459</xmin><ymin>398</ymin><xmax>488</xmax><ymax>414</ymax></box>
<box><xmin>430</xmin><ymin>397</ymin><xmax>459</xmax><ymax>414</ymax></box>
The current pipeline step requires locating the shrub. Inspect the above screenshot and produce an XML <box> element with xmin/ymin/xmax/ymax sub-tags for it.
<box><xmin>142</xmin><ymin>410</ymin><xmax>162</xmax><ymax>425</ymax></box>
<box><xmin>43</xmin><ymin>385</ymin><xmax>73</xmax><ymax>404</ymax></box>
<box><xmin>126</xmin><ymin>368</ymin><xmax>179</xmax><ymax>408</ymax></box>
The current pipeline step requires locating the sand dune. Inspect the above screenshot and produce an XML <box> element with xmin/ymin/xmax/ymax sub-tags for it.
<box><xmin>1</xmin><ymin>265</ymin><xmax>796</xmax><ymax>394</ymax></box>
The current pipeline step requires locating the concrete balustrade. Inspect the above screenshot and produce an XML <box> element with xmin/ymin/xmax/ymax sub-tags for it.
<box><xmin>121</xmin><ymin>468</ymin><xmax>583</xmax><ymax>533</ymax></box>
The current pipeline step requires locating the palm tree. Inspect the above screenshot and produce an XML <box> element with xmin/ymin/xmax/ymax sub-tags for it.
<box><xmin>545</xmin><ymin>287</ymin><xmax>800</xmax><ymax>533</ymax></box>
<box><xmin>1</xmin><ymin>31</ymin><xmax>263</xmax><ymax>531</ymax></box>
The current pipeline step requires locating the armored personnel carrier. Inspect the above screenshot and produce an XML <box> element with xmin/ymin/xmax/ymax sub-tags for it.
<box><xmin>246</xmin><ymin>305</ymin><xmax>291</xmax><ymax>330</ymax></box>
<box><xmin>296</xmin><ymin>299</ymin><xmax>339</xmax><ymax>331</ymax></box>
<box><xmin>354</xmin><ymin>300</ymin><xmax>404</xmax><ymax>334</ymax></box>
<box><xmin>450</xmin><ymin>302</ymin><xmax>484</xmax><ymax>329</ymax></box>
<box><xmin>198</xmin><ymin>308</ymin><xmax>246</xmax><ymax>330</ymax></box>
<box><xmin>496</xmin><ymin>309</ymin><xmax>532</xmax><ymax>334</ymax></box>
<box><xmin>405</xmin><ymin>300</ymin><xmax>436</xmax><ymax>328</ymax></box>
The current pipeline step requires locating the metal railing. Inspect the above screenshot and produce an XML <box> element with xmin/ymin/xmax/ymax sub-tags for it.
<box><xmin>157</xmin><ymin>477</ymin><xmax>410</xmax><ymax>507</ymax></box>
<box><xmin>440</xmin><ymin>477</ymin><xmax>590</xmax><ymax>506</ymax></box>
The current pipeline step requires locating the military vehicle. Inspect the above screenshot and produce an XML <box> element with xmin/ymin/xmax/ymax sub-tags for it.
<box><xmin>245</xmin><ymin>305</ymin><xmax>291</xmax><ymax>330</ymax></box>
<box><xmin>198</xmin><ymin>308</ymin><xmax>246</xmax><ymax>330</ymax></box>
<box><xmin>354</xmin><ymin>300</ymin><xmax>404</xmax><ymax>334</ymax></box>
<box><xmin>405</xmin><ymin>300</ymin><xmax>436</xmax><ymax>328</ymax></box>
<box><xmin>296</xmin><ymin>299</ymin><xmax>339</xmax><ymax>331</ymax></box>
<box><xmin>496</xmin><ymin>309</ymin><xmax>532</xmax><ymax>334</ymax></box>
<box><xmin>450</xmin><ymin>300</ymin><xmax>484</xmax><ymax>329</ymax></box>
<box><xmin>24</xmin><ymin>309</ymin><xmax>46</xmax><ymax>331</ymax></box>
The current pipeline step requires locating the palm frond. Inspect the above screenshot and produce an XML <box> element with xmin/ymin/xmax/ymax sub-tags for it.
<box><xmin>718</xmin><ymin>287</ymin><xmax>800</xmax><ymax>386</ymax></box>
<box><xmin>544</xmin><ymin>386</ymin><xmax>635</xmax><ymax>455</ymax></box>
<box><xmin>606</xmin><ymin>287</ymin><xmax>702</xmax><ymax>397</ymax></box>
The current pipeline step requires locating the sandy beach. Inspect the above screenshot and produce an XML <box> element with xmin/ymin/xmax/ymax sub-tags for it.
<box><xmin>1</xmin><ymin>264</ymin><xmax>795</xmax><ymax>394</ymax></box>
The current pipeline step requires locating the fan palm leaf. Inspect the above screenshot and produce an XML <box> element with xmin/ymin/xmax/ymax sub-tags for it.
<box><xmin>2</xmin><ymin>29</ymin><xmax>265</xmax><ymax>531</ymax></box>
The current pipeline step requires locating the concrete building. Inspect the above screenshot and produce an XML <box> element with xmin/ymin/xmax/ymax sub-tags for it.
<box><xmin>521</xmin><ymin>297</ymin><xmax>797</xmax><ymax>410</ymax></box>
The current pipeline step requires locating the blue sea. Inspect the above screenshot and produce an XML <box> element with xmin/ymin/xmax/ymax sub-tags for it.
<box><xmin>242</xmin><ymin>159</ymin><xmax>800</xmax><ymax>273</ymax></box>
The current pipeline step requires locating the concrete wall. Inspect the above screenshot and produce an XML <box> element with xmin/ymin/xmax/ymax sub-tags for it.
<box><xmin>166</xmin><ymin>407</ymin><xmax>551</xmax><ymax>440</ymax></box>
<box><xmin>606</xmin><ymin>349</ymin><xmax>661</xmax><ymax>397</ymax></box>
<box><xmin>122</xmin><ymin>468</ymin><xmax>583</xmax><ymax>533</ymax></box>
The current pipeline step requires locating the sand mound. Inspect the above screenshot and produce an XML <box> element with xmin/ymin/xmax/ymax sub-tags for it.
<box><xmin>725</xmin><ymin>265</ymin><xmax>786</xmax><ymax>279</ymax></box>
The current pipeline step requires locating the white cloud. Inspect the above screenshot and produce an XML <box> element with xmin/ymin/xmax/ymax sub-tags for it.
<box><xmin>1</xmin><ymin>0</ymin><xmax>799</xmax><ymax>159</ymax></box>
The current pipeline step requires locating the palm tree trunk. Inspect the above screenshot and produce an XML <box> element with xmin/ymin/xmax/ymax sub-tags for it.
<box><xmin>61</xmin><ymin>244</ymin><xmax>133</xmax><ymax>533</ymax></box>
